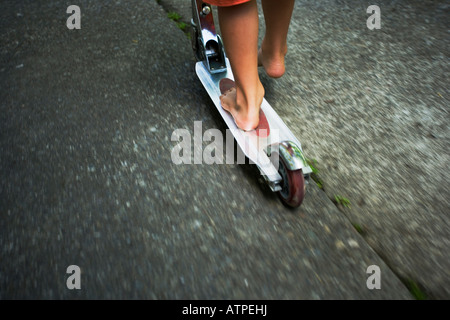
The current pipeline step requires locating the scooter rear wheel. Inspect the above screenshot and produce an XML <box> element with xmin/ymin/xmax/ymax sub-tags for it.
<box><xmin>277</xmin><ymin>154</ymin><xmax>306</xmax><ymax>208</ymax></box>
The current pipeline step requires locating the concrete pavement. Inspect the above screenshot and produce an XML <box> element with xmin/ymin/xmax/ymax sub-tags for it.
<box><xmin>0</xmin><ymin>0</ymin><xmax>448</xmax><ymax>299</ymax></box>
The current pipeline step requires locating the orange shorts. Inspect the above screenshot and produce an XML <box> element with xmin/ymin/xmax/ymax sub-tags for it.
<box><xmin>205</xmin><ymin>0</ymin><xmax>252</xmax><ymax>7</ymax></box>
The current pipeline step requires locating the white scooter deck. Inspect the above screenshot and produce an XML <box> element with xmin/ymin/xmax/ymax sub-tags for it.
<box><xmin>196</xmin><ymin>59</ymin><xmax>311</xmax><ymax>189</ymax></box>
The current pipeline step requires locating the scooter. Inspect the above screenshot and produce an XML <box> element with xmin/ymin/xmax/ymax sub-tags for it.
<box><xmin>191</xmin><ymin>0</ymin><xmax>312</xmax><ymax>207</ymax></box>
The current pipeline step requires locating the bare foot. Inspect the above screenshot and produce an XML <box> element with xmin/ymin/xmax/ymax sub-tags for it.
<box><xmin>220</xmin><ymin>84</ymin><xmax>264</xmax><ymax>131</ymax></box>
<box><xmin>258</xmin><ymin>46</ymin><xmax>287</xmax><ymax>79</ymax></box>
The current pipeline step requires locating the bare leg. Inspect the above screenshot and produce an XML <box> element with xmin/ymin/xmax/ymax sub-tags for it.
<box><xmin>258</xmin><ymin>0</ymin><xmax>295</xmax><ymax>78</ymax></box>
<box><xmin>218</xmin><ymin>0</ymin><xmax>264</xmax><ymax>131</ymax></box>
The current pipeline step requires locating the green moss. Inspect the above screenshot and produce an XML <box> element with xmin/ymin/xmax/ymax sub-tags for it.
<box><xmin>405</xmin><ymin>279</ymin><xmax>427</xmax><ymax>300</ymax></box>
<box><xmin>335</xmin><ymin>195</ymin><xmax>351</xmax><ymax>208</ymax></box>
<box><xmin>167</xmin><ymin>12</ymin><xmax>182</xmax><ymax>21</ymax></box>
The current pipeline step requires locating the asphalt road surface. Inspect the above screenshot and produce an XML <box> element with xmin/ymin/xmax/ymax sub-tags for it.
<box><xmin>1</xmin><ymin>0</ymin><xmax>448</xmax><ymax>299</ymax></box>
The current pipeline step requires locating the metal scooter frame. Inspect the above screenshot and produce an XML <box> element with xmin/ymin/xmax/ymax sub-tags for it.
<box><xmin>191</xmin><ymin>0</ymin><xmax>312</xmax><ymax>194</ymax></box>
<box><xmin>191</xmin><ymin>0</ymin><xmax>227</xmax><ymax>74</ymax></box>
